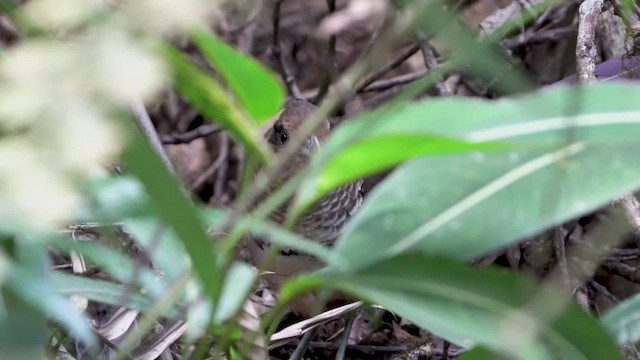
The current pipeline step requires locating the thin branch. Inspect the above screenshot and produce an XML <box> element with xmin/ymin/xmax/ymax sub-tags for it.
<box><xmin>576</xmin><ymin>0</ymin><xmax>640</xmax><ymax>248</ymax></box>
<box><xmin>191</xmin><ymin>132</ymin><xmax>229</xmax><ymax>191</ymax></box>
<box><xmin>355</xmin><ymin>43</ymin><xmax>421</xmax><ymax>93</ymax></box>
<box><xmin>272</xmin><ymin>0</ymin><xmax>303</xmax><ymax>99</ymax></box>
<box><xmin>160</xmin><ymin>124</ymin><xmax>222</xmax><ymax>144</ymax></box>
<box><xmin>576</xmin><ymin>0</ymin><xmax>605</xmax><ymax>83</ymax></box>
<box><xmin>502</xmin><ymin>26</ymin><xmax>577</xmax><ymax>49</ymax></box>
<box><xmin>361</xmin><ymin>70</ymin><xmax>428</xmax><ymax>92</ymax></box>
<box><xmin>130</xmin><ymin>99</ymin><xmax>176</xmax><ymax>175</ymax></box>
<box><xmin>419</xmin><ymin>42</ymin><xmax>451</xmax><ymax>95</ymax></box>
<box><xmin>314</xmin><ymin>0</ymin><xmax>338</xmax><ymax>103</ymax></box>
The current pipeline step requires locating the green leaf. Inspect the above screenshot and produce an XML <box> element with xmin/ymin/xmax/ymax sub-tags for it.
<box><xmin>200</xmin><ymin>208</ymin><xmax>338</xmax><ymax>266</ymax></box>
<box><xmin>80</xmin><ymin>175</ymin><xmax>152</xmax><ymax>221</ymax></box>
<box><xmin>299</xmin><ymin>84</ymin><xmax>640</xmax><ymax>212</ymax></box>
<box><xmin>123</xmin><ymin>130</ymin><xmax>222</xmax><ymax>305</ymax></box>
<box><xmin>51</xmin><ymin>272</ymin><xmax>153</xmax><ymax>311</ymax></box>
<box><xmin>0</xmin><ymin>286</ymin><xmax>48</xmax><ymax>359</ymax></box>
<box><xmin>7</xmin><ymin>251</ymin><xmax>97</xmax><ymax>349</ymax></box>
<box><xmin>458</xmin><ymin>347</ymin><xmax>509</xmax><ymax>360</ymax></box>
<box><xmin>214</xmin><ymin>262</ymin><xmax>256</xmax><ymax>323</ymax></box>
<box><xmin>50</xmin><ymin>237</ymin><xmax>168</xmax><ymax>299</ymax></box>
<box><xmin>601</xmin><ymin>293</ymin><xmax>640</xmax><ymax>345</ymax></box>
<box><xmin>323</xmin><ymin>85</ymin><xmax>640</xmax><ymax>269</ymax></box>
<box><xmin>336</xmin><ymin>142</ymin><xmax>640</xmax><ymax>269</ymax></box>
<box><xmin>192</xmin><ymin>30</ymin><xmax>285</xmax><ymax>124</ymax></box>
<box><xmin>282</xmin><ymin>255</ymin><xmax>621</xmax><ymax>360</ymax></box>
<box><xmin>162</xmin><ymin>45</ymin><xmax>271</xmax><ymax>163</ymax></box>
<box><xmin>122</xmin><ymin>218</ymin><xmax>189</xmax><ymax>282</ymax></box>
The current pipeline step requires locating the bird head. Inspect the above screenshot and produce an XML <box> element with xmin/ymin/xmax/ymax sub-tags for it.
<box><xmin>265</xmin><ymin>98</ymin><xmax>330</xmax><ymax>163</ymax></box>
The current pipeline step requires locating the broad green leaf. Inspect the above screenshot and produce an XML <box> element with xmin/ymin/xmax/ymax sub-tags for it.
<box><xmin>123</xmin><ymin>131</ymin><xmax>221</xmax><ymax>304</ymax></box>
<box><xmin>602</xmin><ymin>293</ymin><xmax>640</xmax><ymax>345</ymax></box>
<box><xmin>162</xmin><ymin>46</ymin><xmax>270</xmax><ymax>163</ymax></box>
<box><xmin>80</xmin><ymin>175</ymin><xmax>152</xmax><ymax>221</ymax></box>
<box><xmin>0</xmin><ymin>287</ymin><xmax>47</xmax><ymax>359</ymax></box>
<box><xmin>458</xmin><ymin>347</ymin><xmax>509</xmax><ymax>360</ymax></box>
<box><xmin>0</xmin><ymin>245</ymin><xmax>48</xmax><ymax>358</ymax></box>
<box><xmin>214</xmin><ymin>262</ymin><xmax>256</xmax><ymax>323</ymax></box>
<box><xmin>52</xmin><ymin>272</ymin><xmax>153</xmax><ymax>311</ymax></box>
<box><xmin>7</xmin><ymin>253</ymin><xmax>97</xmax><ymax>349</ymax></box>
<box><xmin>334</xmin><ymin>141</ymin><xmax>640</xmax><ymax>269</ymax></box>
<box><xmin>299</xmin><ymin>84</ymin><xmax>640</xmax><ymax>212</ymax></box>
<box><xmin>50</xmin><ymin>237</ymin><xmax>167</xmax><ymax>299</ymax></box>
<box><xmin>192</xmin><ymin>30</ymin><xmax>285</xmax><ymax>124</ymax></box>
<box><xmin>282</xmin><ymin>255</ymin><xmax>621</xmax><ymax>360</ymax></box>
<box><xmin>122</xmin><ymin>217</ymin><xmax>189</xmax><ymax>282</ymax></box>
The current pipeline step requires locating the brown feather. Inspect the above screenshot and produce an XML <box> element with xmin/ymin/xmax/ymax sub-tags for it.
<box><xmin>247</xmin><ymin>98</ymin><xmax>363</xmax><ymax>315</ymax></box>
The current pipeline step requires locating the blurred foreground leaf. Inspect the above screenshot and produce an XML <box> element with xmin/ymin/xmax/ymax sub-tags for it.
<box><xmin>300</xmin><ymin>84</ymin><xmax>640</xmax><ymax>211</ymax></box>
<box><xmin>81</xmin><ymin>175</ymin><xmax>152</xmax><ymax>221</ymax></box>
<box><xmin>602</xmin><ymin>293</ymin><xmax>640</xmax><ymax>346</ymax></box>
<box><xmin>322</xmin><ymin>84</ymin><xmax>640</xmax><ymax>269</ymax></box>
<box><xmin>283</xmin><ymin>255</ymin><xmax>621</xmax><ymax>360</ymax></box>
<box><xmin>163</xmin><ymin>46</ymin><xmax>270</xmax><ymax>162</ymax></box>
<box><xmin>6</xmin><ymin>243</ymin><xmax>97</xmax><ymax>351</ymax></box>
<box><xmin>192</xmin><ymin>30</ymin><xmax>285</xmax><ymax>124</ymax></box>
<box><xmin>52</xmin><ymin>272</ymin><xmax>153</xmax><ymax>311</ymax></box>
<box><xmin>123</xmin><ymin>130</ymin><xmax>222</xmax><ymax>306</ymax></box>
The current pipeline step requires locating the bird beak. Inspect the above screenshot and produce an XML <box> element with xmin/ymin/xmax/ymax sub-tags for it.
<box><xmin>299</xmin><ymin>135</ymin><xmax>321</xmax><ymax>161</ymax></box>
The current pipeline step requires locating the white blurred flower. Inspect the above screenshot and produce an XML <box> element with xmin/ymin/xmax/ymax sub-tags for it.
<box><xmin>0</xmin><ymin>3</ymin><xmax>186</xmax><ymax>231</ymax></box>
<box><xmin>24</xmin><ymin>0</ymin><xmax>102</xmax><ymax>30</ymax></box>
<box><xmin>34</xmin><ymin>101</ymin><xmax>125</xmax><ymax>176</ymax></box>
<box><xmin>120</xmin><ymin>0</ymin><xmax>217</xmax><ymax>36</ymax></box>
<box><xmin>85</xmin><ymin>31</ymin><xmax>167</xmax><ymax>103</ymax></box>
<box><xmin>0</xmin><ymin>140</ymin><xmax>81</xmax><ymax>229</ymax></box>
<box><xmin>0</xmin><ymin>42</ymin><xmax>75</xmax><ymax>128</ymax></box>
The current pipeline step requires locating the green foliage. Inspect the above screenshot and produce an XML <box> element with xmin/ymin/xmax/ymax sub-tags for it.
<box><xmin>298</xmin><ymin>84</ymin><xmax>640</xmax><ymax>213</ymax></box>
<box><xmin>192</xmin><ymin>30</ymin><xmax>286</xmax><ymax>124</ymax></box>
<box><xmin>283</xmin><ymin>255</ymin><xmax>621</xmax><ymax>360</ymax></box>
<box><xmin>122</xmin><ymin>131</ymin><xmax>222</xmax><ymax>304</ymax></box>
<box><xmin>162</xmin><ymin>46</ymin><xmax>271</xmax><ymax>163</ymax></box>
<box><xmin>602</xmin><ymin>293</ymin><xmax>640</xmax><ymax>346</ymax></box>
<box><xmin>2</xmin><ymin>1</ymin><xmax>639</xmax><ymax>358</ymax></box>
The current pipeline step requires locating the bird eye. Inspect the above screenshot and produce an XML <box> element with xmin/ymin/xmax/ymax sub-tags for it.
<box><xmin>272</xmin><ymin>121</ymin><xmax>288</xmax><ymax>145</ymax></box>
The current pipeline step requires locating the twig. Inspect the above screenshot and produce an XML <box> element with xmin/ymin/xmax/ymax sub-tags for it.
<box><xmin>553</xmin><ymin>227</ymin><xmax>572</xmax><ymax>293</ymax></box>
<box><xmin>355</xmin><ymin>43</ymin><xmax>421</xmax><ymax>93</ymax></box>
<box><xmin>160</xmin><ymin>124</ymin><xmax>222</xmax><ymax>144</ymax></box>
<box><xmin>419</xmin><ymin>43</ymin><xmax>451</xmax><ymax>95</ymax></box>
<box><xmin>576</xmin><ymin>0</ymin><xmax>605</xmax><ymax>83</ymax></box>
<box><xmin>212</xmin><ymin>134</ymin><xmax>230</xmax><ymax>201</ymax></box>
<box><xmin>273</xmin><ymin>0</ymin><xmax>303</xmax><ymax>99</ymax></box>
<box><xmin>191</xmin><ymin>132</ymin><xmax>229</xmax><ymax>191</ymax></box>
<box><xmin>502</xmin><ymin>26</ymin><xmax>577</xmax><ymax>49</ymax></box>
<box><xmin>314</xmin><ymin>0</ymin><xmax>338</xmax><ymax>103</ymax></box>
<box><xmin>130</xmin><ymin>99</ymin><xmax>176</xmax><ymax>175</ymax></box>
<box><xmin>577</xmin><ymin>0</ymin><xmax>640</xmax><ymax>248</ymax></box>
<box><xmin>610</xmin><ymin>0</ymin><xmax>638</xmax><ymax>27</ymax></box>
<box><xmin>336</xmin><ymin>313</ymin><xmax>356</xmax><ymax>360</ymax></box>
<box><xmin>588</xmin><ymin>280</ymin><xmax>620</xmax><ymax>303</ymax></box>
<box><xmin>602</xmin><ymin>261</ymin><xmax>640</xmax><ymax>285</ymax></box>
<box><xmin>361</xmin><ymin>70</ymin><xmax>428</xmax><ymax>92</ymax></box>
<box><xmin>285</xmin><ymin>340</ymin><xmax>467</xmax><ymax>357</ymax></box>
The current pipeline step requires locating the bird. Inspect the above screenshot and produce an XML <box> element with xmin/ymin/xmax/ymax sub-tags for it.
<box><xmin>245</xmin><ymin>98</ymin><xmax>364</xmax><ymax>315</ymax></box>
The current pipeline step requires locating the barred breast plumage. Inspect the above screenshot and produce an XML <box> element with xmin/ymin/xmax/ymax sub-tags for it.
<box><xmin>246</xmin><ymin>98</ymin><xmax>363</xmax><ymax>315</ymax></box>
